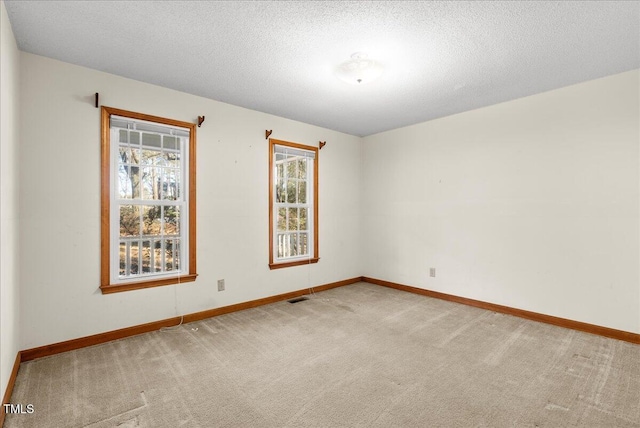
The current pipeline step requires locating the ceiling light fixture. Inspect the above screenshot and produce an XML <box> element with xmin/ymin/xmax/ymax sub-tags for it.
<box><xmin>335</xmin><ymin>52</ymin><xmax>384</xmax><ymax>85</ymax></box>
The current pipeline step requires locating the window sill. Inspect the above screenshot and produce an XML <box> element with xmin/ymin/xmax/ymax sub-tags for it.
<box><xmin>269</xmin><ymin>258</ymin><xmax>320</xmax><ymax>270</ymax></box>
<box><xmin>100</xmin><ymin>273</ymin><xmax>198</xmax><ymax>294</ymax></box>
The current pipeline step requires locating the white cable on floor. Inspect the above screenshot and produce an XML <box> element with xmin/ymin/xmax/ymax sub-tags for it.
<box><xmin>160</xmin><ymin>271</ymin><xmax>185</xmax><ymax>332</ymax></box>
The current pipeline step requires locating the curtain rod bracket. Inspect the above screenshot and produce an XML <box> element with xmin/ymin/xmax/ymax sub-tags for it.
<box><xmin>198</xmin><ymin>116</ymin><xmax>205</xmax><ymax>127</ymax></box>
<box><xmin>265</xmin><ymin>130</ymin><xmax>273</xmax><ymax>139</ymax></box>
<box><xmin>319</xmin><ymin>141</ymin><xmax>327</xmax><ymax>150</ymax></box>
<box><xmin>95</xmin><ymin>92</ymin><xmax>99</xmax><ymax>108</ymax></box>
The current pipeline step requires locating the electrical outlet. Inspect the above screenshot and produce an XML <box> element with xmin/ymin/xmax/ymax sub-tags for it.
<box><xmin>217</xmin><ymin>279</ymin><xmax>225</xmax><ymax>291</ymax></box>
<box><xmin>430</xmin><ymin>268</ymin><xmax>436</xmax><ymax>278</ymax></box>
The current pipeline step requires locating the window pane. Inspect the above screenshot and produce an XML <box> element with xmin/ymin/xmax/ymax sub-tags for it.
<box><xmin>119</xmin><ymin>242</ymin><xmax>126</xmax><ymax>276</ymax></box>
<box><xmin>165</xmin><ymin>239</ymin><xmax>175</xmax><ymax>272</ymax></box>
<box><xmin>297</xmin><ymin>180</ymin><xmax>306</xmax><ymax>203</ymax></box>
<box><xmin>290</xmin><ymin>233</ymin><xmax>298</xmax><ymax>256</ymax></box>
<box><xmin>158</xmin><ymin>168</ymin><xmax>167</xmax><ymax>200</ymax></box>
<box><xmin>174</xmin><ymin>239</ymin><xmax>181</xmax><ymax>271</ymax></box>
<box><xmin>276</xmin><ymin>163</ymin><xmax>285</xmax><ymax>202</ymax></box>
<box><xmin>288</xmin><ymin>207</ymin><xmax>298</xmax><ymax>231</ymax></box>
<box><xmin>164</xmin><ymin>152</ymin><xmax>179</xmax><ymax>169</ymax></box>
<box><xmin>119</xmin><ymin>147</ymin><xmax>131</xmax><ymax>163</ymax></box>
<box><xmin>151</xmin><ymin>167</ymin><xmax>160</xmax><ymax>199</ymax></box>
<box><xmin>155</xmin><ymin>155</ymin><xmax>168</xmax><ymax>168</ymax></box>
<box><xmin>277</xmin><ymin>234</ymin><xmax>283</xmax><ymax>258</ymax></box>
<box><xmin>297</xmin><ymin>158</ymin><xmax>307</xmax><ymax>179</ymax></box>
<box><xmin>142</xmin><ymin>241</ymin><xmax>151</xmax><ymax>273</ymax></box>
<box><xmin>143</xmin><ymin>206</ymin><xmax>161</xmax><ymax>235</ymax></box>
<box><xmin>277</xmin><ymin>208</ymin><xmax>286</xmax><ymax>231</ymax></box>
<box><xmin>130</xmin><ymin>241</ymin><xmax>139</xmax><ymax>275</ymax></box>
<box><xmin>287</xmin><ymin>159</ymin><xmax>296</xmax><ymax>179</ymax></box>
<box><xmin>300</xmin><ymin>233</ymin><xmax>308</xmax><ymax>255</ymax></box>
<box><xmin>142</xmin><ymin>133</ymin><xmax>161</xmax><ymax>149</ymax></box>
<box><xmin>129</xmin><ymin>148</ymin><xmax>140</xmax><ymax>164</ymax></box>
<box><xmin>175</xmin><ymin>173</ymin><xmax>181</xmax><ymax>201</ymax></box>
<box><xmin>141</xmin><ymin>167</ymin><xmax>161</xmax><ymax>200</ymax></box>
<box><xmin>129</xmin><ymin>131</ymin><xmax>140</xmax><ymax>145</ymax></box>
<box><xmin>120</xmin><ymin>205</ymin><xmax>140</xmax><ymax>236</ymax></box>
<box><xmin>142</xmin><ymin>149</ymin><xmax>161</xmax><ymax>165</ymax></box>
<box><xmin>164</xmin><ymin>205</ymin><xmax>180</xmax><ymax>236</ymax></box>
<box><xmin>286</xmin><ymin>180</ymin><xmax>296</xmax><ymax>203</ymax></box>
<box><xmin>119</xmin><ymin>129</ymin><xmax>128</xmax><ymax>144</ymax></box>
<box><xmin>163</xmin><ymin>135</ymin><xmax>178</xmax><ymax>151</ymax></box>
<box><xmin>131</xmin><ymin>166</ymin><xmax>141</xmax><ymax>199</ymax></box>
<box><xmin>154</xmin><ymin>240</ymin><xmax>163</xmax><ymax>272</ymax></box>
<box><xmin>162</xmin><ymin>169</ymin><xmax>173</xmax><ymax>201</ymax></box>
<box><xmin>118</xmin><ymin>165</ymin><xmax>140</xmax><ymax>199</ymax></box>
<box><xmin>162</xmin><ymin>169</ymin><xmax>178</xmax><ymax>200</ymax></box>
<box><xmin>162</xmin><ymin>168</ymin><xmax>182</xmax><ymax>201</ymax></box>
<box><xmin>141</xmin><ymin>167</ymin><xmax>151</xmax><ymax>199</ymax></box>
<box><xmin>118</xmin><ymin>166</ymin><xmax>133</xmax><ymax>199</ymax></box>
<box><xmin>276</xmin><ymin>178</ymin><xmax>285</xmax><ymax>203</ymax></box>
<box><xmin>299</xmin><ymin>208</ymin><xmax>307</xmax><ymax>230</ymax></box>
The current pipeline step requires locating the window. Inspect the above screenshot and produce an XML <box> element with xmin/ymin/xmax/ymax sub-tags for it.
<box><xmin>269</xmin><ymin>139</ymin><xmax>319</xmax><ymax>269</ymax></box>
<box><xmin>101</xmin><ymin>107</ymin><xmax>197</xmax><ymax>293</ymax></box>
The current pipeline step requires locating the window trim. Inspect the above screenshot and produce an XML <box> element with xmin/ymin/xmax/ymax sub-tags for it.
<box><xmin>268</xmin><ymin>138</ymin><xmax>319</xmax><ymax>269</ymax></box>
<box><xmin>100</xmin><ymin>106</ymin><xmax>197</xmax><ymax>294</ymax></box>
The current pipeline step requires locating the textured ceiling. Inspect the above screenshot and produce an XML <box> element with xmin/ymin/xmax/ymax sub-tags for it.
<box><xmin>5</xmin><ymin>1</ymin><xmax>640</xmax><ymax>136</ymax></box>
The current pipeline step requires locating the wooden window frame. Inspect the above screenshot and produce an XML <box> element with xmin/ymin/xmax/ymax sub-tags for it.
<box><xmin>269</xmin><ymin>138</ymin><xmax>319</xmax><ymax>269</ymax></box>
<box><xmin>100</xmin><ymin>106</ymin><xmax>197</xmax><ymax>294</ymax></box>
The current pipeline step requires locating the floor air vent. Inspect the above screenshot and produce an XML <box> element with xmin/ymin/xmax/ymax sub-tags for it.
<box><xmin>288</xmin><ymin>297</ymin><xmax>309</xmax><ymax>304</ymax></box>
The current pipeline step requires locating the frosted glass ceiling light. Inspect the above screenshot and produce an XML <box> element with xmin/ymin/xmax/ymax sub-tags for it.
<box><xmin>335</xmin><ymin>52</ymin><xmax>383</xmax><ymax>85</ymax></box>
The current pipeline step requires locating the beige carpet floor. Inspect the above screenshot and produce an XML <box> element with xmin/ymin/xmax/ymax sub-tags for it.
<box><xmin>5</xmin><ymin>282</ymin><xmax>640</xmax><ymax>427</ymax></box>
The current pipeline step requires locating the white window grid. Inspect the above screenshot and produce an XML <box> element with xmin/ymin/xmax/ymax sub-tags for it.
<box><xmin>273</xmin><ymin>151</ymin><xmax>314</xmax><ymax>262</ymax></box>
<box><xmin>110</xmin><ymin>121</ymin><xmax>189</xmax><ymax>283</ymax></box>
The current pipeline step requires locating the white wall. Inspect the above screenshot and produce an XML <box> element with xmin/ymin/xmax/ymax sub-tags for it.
<box><xmin>0</xmin><ymin>0</ymin><xmax>21</xmax><ymax>397</ymax></box>
<box><xmin>11</xmin><ymin>45</ymin><xmax>640</xmax><ymax>353</ymax></box>
<box><xmin>18</xmin><ymin>53</ymin><xmax>362</xmax><ymax>349</ymax></box>
<box><xmin>362</xmin><ymin>70</ymin><xmax>640</xmax><ymax>334</ymax></box>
